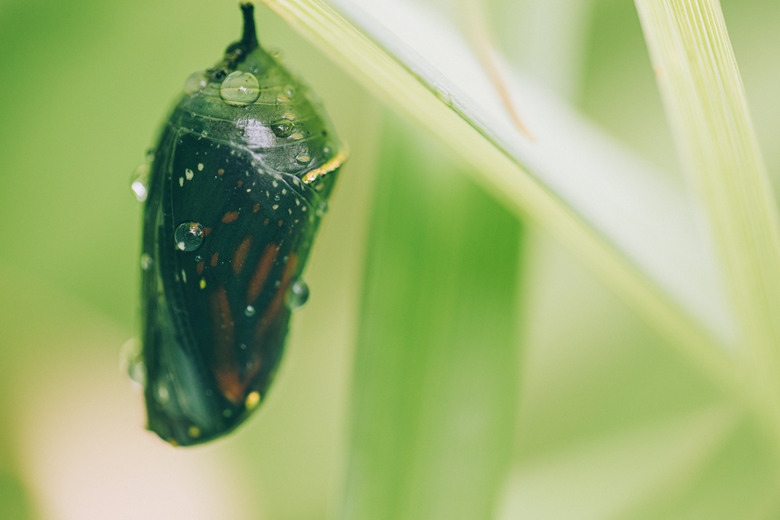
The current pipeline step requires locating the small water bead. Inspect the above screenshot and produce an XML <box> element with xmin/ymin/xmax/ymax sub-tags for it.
<box><xmin>315</xmin><ymin>201</ymin><xmax>329</xmax><ymax>217</ymax></box>
<box><xmin>271</xmin><ymin>120</ymin><xmax>294</xmax><ymax>138</ymax></box>
<box><xmin>285</xmin><ymin>279</ymin><xmax>309</xmax><ymax>309</ymax></box>
<box><xmin>220</xmin><ymin>71</ymin><xmax>260</xmax><ymax>106</ymax></box>
<box><xmin>140</xmin><ymin>253</ymin><xmax>153</xmax><ymax>271</ymax></box>
<box><xmin>127</xmin><ymin>359</ymin><xmax>146</xmax><ymax>389</ymax></box>
<box><xmin>130</xmin><ymin>163</ymin><xmax>150</xmax><ymax>202</ymax></box>
<box><xmin>296</xmin><ymin>154</ymin><xmax>311</xmax><ymax>165</ymax></box>
<box><xmin>244</xmin><ymin>305</ymin><xmax>256</xmax><ymax>317</ymax></box>
<box><xmin>156</xmin><ymin>383</ymin><xmax>171</xmax><ymax>404</ymax></box>
<box><xmin>174</xmin><ymin>221</ymin><xmax>204</xmax><ymax>251</ymax></box>
<box><xmin>120</xmin><ymin>338</ymin><xmax>146</xmax><ymax>389</ymax></box>
<box><xmin>184</xmin><ymin>70</ymin><xmax>209</xmax><ymax>94</ymax></box>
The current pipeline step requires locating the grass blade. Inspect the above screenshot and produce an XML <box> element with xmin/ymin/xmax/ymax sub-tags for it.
<box><xmin>342</xmin><ymin>120</ymin><xmax>523</xmax><ymax>519</ymax></box>
<box><xmin>635</xmin><ymin>0</ymin><xmax>780</xmax><ymax>437</ymax></box>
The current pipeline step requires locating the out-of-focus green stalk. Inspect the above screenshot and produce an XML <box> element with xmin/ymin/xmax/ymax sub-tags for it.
<box><xmin>635</xmin><ymin>0</ymin><xmax>780</xmax><ymax>444</ymax></box>
<box><xmin>341</xmin><ymin>119</ymin><xmax>523</xmax><ymax>519</ymax></box>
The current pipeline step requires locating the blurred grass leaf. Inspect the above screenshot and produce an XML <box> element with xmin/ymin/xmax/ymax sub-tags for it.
<box><xmin>342</xmin><ymin>119</ymin><xmax>523</xmax><ymax>519</ymax></box>
<box><xmin>635</xmin><ymin>0</ymin><xmax>780</xmax><ymax>434</ymax></box>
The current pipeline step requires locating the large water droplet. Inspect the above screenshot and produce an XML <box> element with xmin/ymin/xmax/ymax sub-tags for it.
<box><xmin>183</xmin><ymin>70</ymin><xmax>209</xmax><ymax>94</ymax></box>
<box><xmin>285</xmin><ymin>279</ymin><xmax>309</xmax><ymax>309</ymax></box>
<box><xmin>174</xmin><ymin>221</ymin><xmax>204</xmax><ymax>251</ymax></box>
<box><xmin>315</xmin><ymin>201</ymin><xmax>329</xmax><ymax>217</ymax></box>
<box><xmin>130</xmin><ymin>163</ymin><xmax>150</xmax><ymax>202</ymax></box>
<box><xmin>271</xmin><ymin>120</ymin><xmax>293</xmax><ymax>138</ymax></box>
<box><xmin>220</xmin><ymin>71</ymin><xmax>260</xmax><ymax>106</ymax></box>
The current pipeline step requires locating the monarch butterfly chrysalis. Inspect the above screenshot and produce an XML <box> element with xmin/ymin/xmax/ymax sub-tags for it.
<box><xmin>131</xmin><ymin>3</ymin><xmax>345</xmax><ymax>446</ymax></box>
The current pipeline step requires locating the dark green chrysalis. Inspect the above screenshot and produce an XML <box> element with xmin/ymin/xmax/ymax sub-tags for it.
<box><xmin>136</xmin><ymin>3</ymin><xmax>345</xmax><ymax>446</ymax></box>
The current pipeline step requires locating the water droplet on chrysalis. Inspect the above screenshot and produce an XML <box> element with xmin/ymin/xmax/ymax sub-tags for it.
<box><xmin>184</xmin><ymin>70</ymin><xmax>209</xmax><ymax>94</ymax></box>
<box><xmin>130</xmin><ymin>163</ymin><xmax>150</xmax><ymax>202</ymax></box>
<box><xmin>156</xmin><ymin>383</ymin><xmax>170</xmax><ymax>404</ymax></box>
<box><xmin>244</xmin><ymin>305</ymin><xmax>256</xmax><ymax>317</ymax></box>
<box><xmin>271</xmin><ymin>120</ymin><xmax>293</xmax><ymax>138</ymax></box>
<box><xmin>315</xmin><ymin>201</ymin><xmax>329</xmax><ymax>217</ymax></box>
<box><xmin>140</xmin><ymin>253</ymin><xmax>153</xmax><ymax>270</ymax></box>
<box><xmin>174</xmin><ymin>222</ymin><xmax>204</xmax><ymax>251</ymax></box>
<box><xmin>285</xmin><ymin>279</ymin><xmax>309</xmax><ymax>309</ymax></box>
<box><xmin>296</xmin><ymin>153</ymin><xmax>311</xmax><ymax>165</ymax></box>
<box><xmin>220</xmin><ymin>71</ymin><xmax>260</xmax><ymax>106</ymax></box>
<box><xmin>120</xmin><ymin>338</ymin><xmax>146</xmax><ymax>390</ymax></box>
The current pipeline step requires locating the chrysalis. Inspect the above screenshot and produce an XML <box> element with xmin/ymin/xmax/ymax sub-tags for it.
<box><xmin>134</xmin><ymin>3</ymin><xmax>345</xmax><ymax>446</ymax></box>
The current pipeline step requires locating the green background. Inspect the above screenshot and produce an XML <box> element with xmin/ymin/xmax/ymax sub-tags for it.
<box><xmin>2</xmin><ymin>0</ymin><xmax>779</xmax><ymax>518</ymax></box>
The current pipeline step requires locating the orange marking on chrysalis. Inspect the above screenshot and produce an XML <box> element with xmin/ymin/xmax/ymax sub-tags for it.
<box><xmin>237</xmin><ymin>180</ymin><xmax>244</xmax><ymax>187</ymax></box>
<box><xmin>209</xmin><ymin>286</ymin><xmax>242</xmax><ymax>403</ymax></box>
<box><xmin>203</xmin><ymin>227</ymin><xmax>212</xmax><ymax>236</ymax></box>
<box><xmin>196</xmin><ymin>260</ymin><xmax>205</xmax><ymax>275</ymax></box>
<box><xmin>246</xmin><ymin>244</ymin><xmax>280</xmax><ymax>304</ymax></box>
<box><xmin>210</xmin><ymin>252</ymin><xmax>220</xmax><ymax>267</ymax></box>
<box><xmin>263</xmin><ymin>218</ymin><xmax>269</xmax><ymax>226</ymax></box>
<box><xmin>232</xmin><ymin>236</ymin><xmax>253</xmax><ymax>276</ymax></box>
<box><xmin>217</xmin><ymin>168</ymin><xmax>225</xmax><ymax>176</ymax></box>
<box><xmin>222</xmin><ymin>211</ymin><xmax>239</xmax><ymax>223</ymax></box>
<box><xmin>253</xmin><ymin>254</ymin><xmax>299</xmax><ymax>344</ymax></box>
<box><xmin>278</xmin><ymin>220</ymin><xmax>284</xmax><ymax>227</ymax></box>
<box><xmin>252</xmin><ymin>203</ymin><xmax>260</xmax><ymax>213</ymax></box>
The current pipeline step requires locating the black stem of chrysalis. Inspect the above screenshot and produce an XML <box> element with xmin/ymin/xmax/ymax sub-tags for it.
<box><xmin>239</xmin><ymin>3</ymin><xmax>259</xmax><ymax>52</ymax></box>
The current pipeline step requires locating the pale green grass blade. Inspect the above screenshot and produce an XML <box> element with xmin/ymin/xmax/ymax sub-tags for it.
<box><xmin>513</xmin><ymin>233</ymin><xmax>780</xmax><ymax>518</ymax></box>
<box><xmin>342</xmin><ymin>120</ymin><xmax>522</xmax><ymax>519</ymax></box>
<box><xmin>499</xmin><ymin>404</ymin><xmax>741</xmax><ymax>520</ymax></box>
<box><xmin>259</xmin><ymin>0</ymin><xmax>745</xmax><ymax>411</ymax></box>
<box><xmin>635</xmin><ymin>0</ymin><xmax>780</xmax><ymax>436</ymax></box>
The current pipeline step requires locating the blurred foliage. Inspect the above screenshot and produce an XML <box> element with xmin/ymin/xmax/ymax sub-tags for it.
<box><xmin>343</xmin><ymin>118</ymin><xmax>523</xmax><ymax>519</ymax></box>
<box><xmin>2</xmin><ymin>0</ymin><xmax>780</xmax><ymax>519</ymax></box>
